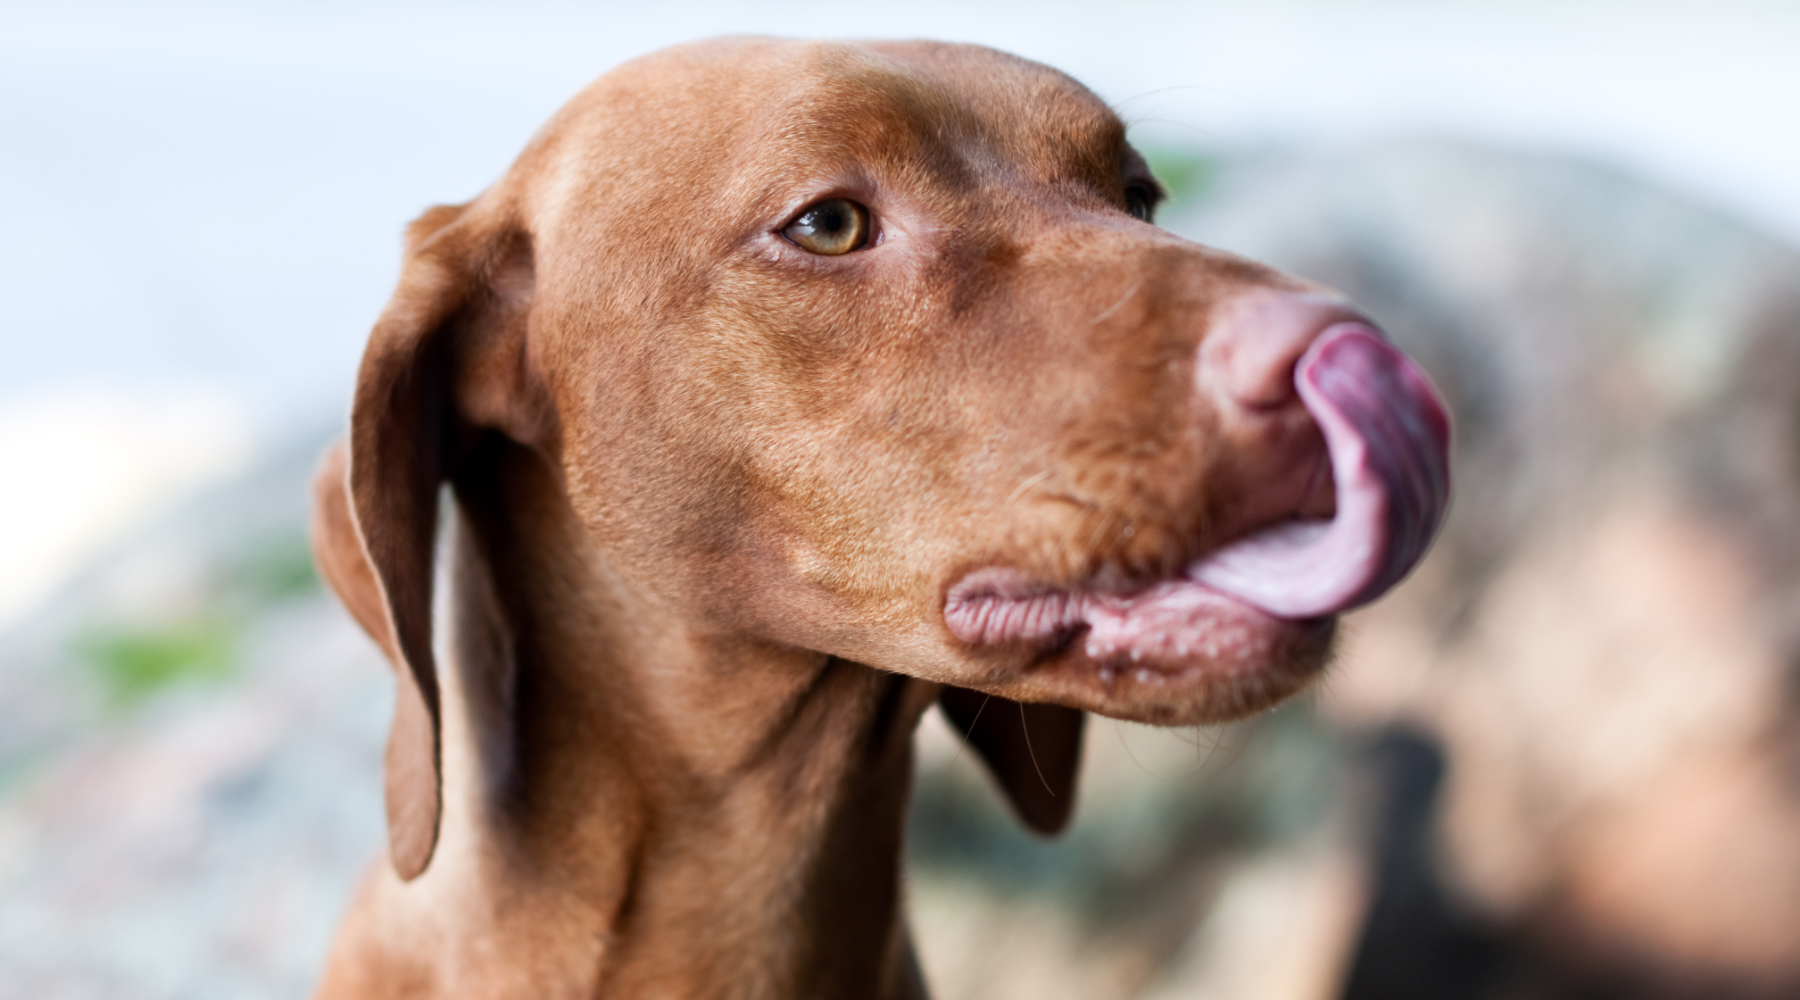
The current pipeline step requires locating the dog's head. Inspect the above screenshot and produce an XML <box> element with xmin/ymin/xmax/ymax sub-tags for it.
<box><xmin>312</xmin><ymin>38</ymin><xmax>1450</xmax><ymax>878</ymax></box>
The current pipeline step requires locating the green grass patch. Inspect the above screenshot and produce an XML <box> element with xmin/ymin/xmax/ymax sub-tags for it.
<box><xmin>75</xmin><ymin>616</ymin><xmax>240</xmax><ymax>710</ymax></box>
<box><xmin>66</xmin><ymin>528</ymin><xmax>321</xmax><ymax>712</ymax></box>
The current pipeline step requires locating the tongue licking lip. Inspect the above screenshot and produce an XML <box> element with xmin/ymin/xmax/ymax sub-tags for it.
<box><xmin>944</xmin><ymin>323</ymin><xmax>1451</xmax><ymax>653</ymax></box>
<box><xmin>1189</xmin><ymin>322</ymin><xmax>1452</xmax><ymax>618</ymax></box>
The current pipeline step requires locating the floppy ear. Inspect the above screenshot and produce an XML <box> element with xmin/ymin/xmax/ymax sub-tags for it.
<box><xmin>309</xmin><ymin>201</ymin><xmax>536</xmax><ymax>880</ymax></box>
<box><xmin>938</xmin><ymin>686</ymin><xmax>1085</xmax><ymax>834</ymax></box>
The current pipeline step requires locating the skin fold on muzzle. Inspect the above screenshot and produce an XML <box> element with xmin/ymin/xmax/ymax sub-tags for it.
<box><xmin>308</xmin><ymin>35</ymin><xmax>1451</xmax><ymax>1000</ymax></box>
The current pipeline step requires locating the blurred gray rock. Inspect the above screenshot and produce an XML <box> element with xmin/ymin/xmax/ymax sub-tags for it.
<box><xmin>1166</xmin><ymin>141</ymin><xmax>1800</xmax><ymax>995</ymax></box>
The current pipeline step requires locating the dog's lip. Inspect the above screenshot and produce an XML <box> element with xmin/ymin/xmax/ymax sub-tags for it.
<box><xmin>942</xmin><ymin>565</ymin><xmax>1322</xmax><ymax>652</ymax></box>
<box><xmin>941</xmin><ymin>567</ymin><xmax>1331</xmax><ymax>719</ymax></box>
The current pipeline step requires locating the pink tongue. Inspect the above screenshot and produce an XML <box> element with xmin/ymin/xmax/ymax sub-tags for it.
<box><xmin>1189</xmin><ymin>324</ymin><xmax>1451</xmax><ymax>618</ymax></box>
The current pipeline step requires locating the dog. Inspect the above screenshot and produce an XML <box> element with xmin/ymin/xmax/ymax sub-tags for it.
<box><xmin>307</xmin><ymin>37</ymin><xmax>1450</xmax><ymax>999</ymax></box>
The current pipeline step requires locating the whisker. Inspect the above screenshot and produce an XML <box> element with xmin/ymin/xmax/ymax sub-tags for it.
<box><xmin>944</xmin><ymin>693</ymin><xmax>994</xmax><ymax>771</ymax></box>
<box><xmin>1107</xmin><ymin>514</ymin><xmax>1140</xmax><ymax>561</ymax></box>
<box><xmin>1020</xmin><ymin>702</ymin><xmax>1054</xmax><ymax>797</ymax></box>
<box><xmin>1111</xmin><ymin>84</ymin><xmax>1237</xmax><ymax>117</ymax></box>
<box><xmin>1116</xmin><ymin>720</ymin><xmax>1155</xmax><ymax>779</ymax></box>
<box><xmin>1007</xmin><ymin>469</ymin><xmax>1052</xmax><ymax>506</ymax></box>
<box><xmin>1081</xmin><ymin>507</ymin><xmax>1116</xmax><ymax>557</ymax></box>
<box><xmin>1090</xmin><ymin>281</ymin><xmax>1142</xmax><ymax>326</ymax></box>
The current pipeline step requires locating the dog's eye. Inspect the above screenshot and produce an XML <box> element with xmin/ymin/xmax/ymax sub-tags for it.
<box><xmin>783</xmin><ymin>199</ymin><xmax>870</xmax><ymax>255</ymax></box>
<box><xmin>1125</xmin><ymin>185</ymin><xmax>1155</xmax><ymax>223</ymax></box>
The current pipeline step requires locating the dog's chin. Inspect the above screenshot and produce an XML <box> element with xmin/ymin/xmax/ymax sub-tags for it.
<box><xmin>944</xmin><ymin>569</ymin><xmax>1337</xmax><ymax>725</ymax></box>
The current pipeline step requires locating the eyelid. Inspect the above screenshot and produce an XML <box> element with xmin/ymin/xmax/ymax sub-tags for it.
<box><xmin>782</xmin><ymin>197</ymin><xmax>872</xmax><ymax>254</ymax></box>
<box><xmin>780</xmin><ymin>194</ymin><xmax>874</xmax><ymax>224</ymax></box>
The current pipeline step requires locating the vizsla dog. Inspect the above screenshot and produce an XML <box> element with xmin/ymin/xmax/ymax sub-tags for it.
<box><xmin>308</xmin><ymin>37</ymin><xmax>1449</xmax><ymax>1000</ymax></box>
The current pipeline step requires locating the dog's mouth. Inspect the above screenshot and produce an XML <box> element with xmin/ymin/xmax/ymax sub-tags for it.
<box><xmin>944</xmin><ymin>325</ymin><xmax>1451</xmax><ymax>702</ymax></box>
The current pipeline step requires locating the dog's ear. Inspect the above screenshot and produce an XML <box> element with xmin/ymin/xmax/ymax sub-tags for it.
<box><xmin>937</xmin><ymin>687</ymin><xmax>1085</xmax><ymax>834</ymax></box>
<box><xmin>309</xmin><ymin>201</ymin><xmax>539</xmax><ymax>880</ymax></box>
<box><xmin>310</xmin><ymin>435</ymin><xmax>448</xmax><ymax>883</ymax></box>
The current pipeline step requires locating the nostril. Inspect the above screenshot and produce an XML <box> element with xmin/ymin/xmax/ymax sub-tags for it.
<box><xmin>1201</xmin><ymin>291</ymin><xmax>1375</xmax><ymax>412</ymax></box>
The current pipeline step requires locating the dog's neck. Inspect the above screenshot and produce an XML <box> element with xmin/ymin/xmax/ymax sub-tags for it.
<box><xmin>328</xmin><ymin>440</ymin><xmax>933</xmax><ymax>999</ymax></box>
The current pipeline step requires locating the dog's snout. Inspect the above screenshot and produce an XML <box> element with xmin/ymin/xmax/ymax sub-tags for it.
<box><xmin>1199</xmin><ymin>290</ymin><xmax>1373</xmax><ymax>413</ymax></box>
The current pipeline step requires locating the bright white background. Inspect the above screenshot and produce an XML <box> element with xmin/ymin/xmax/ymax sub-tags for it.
<box><xmin>3</xmin><ymin>0</ymin><xmax>1797</xmax><ymax>623</ymax></box>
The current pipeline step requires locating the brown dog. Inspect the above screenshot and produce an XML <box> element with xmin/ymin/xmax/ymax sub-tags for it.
<box><xmin>308</xmin><ymin>37</ymin><xmax>1449</xmax><ymax>999</ymax></box>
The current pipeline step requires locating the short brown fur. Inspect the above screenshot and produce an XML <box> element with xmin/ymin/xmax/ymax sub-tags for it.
<box><xmin>311</xmin><ymin>38</ymin><xmax>1354</xmax><ymax>1000</ymax></box>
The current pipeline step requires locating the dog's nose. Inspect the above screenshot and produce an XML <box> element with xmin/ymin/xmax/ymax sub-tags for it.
<box><xmin>1188</xmin><ymin>288</ymin><xmax>1453</xmax><ymax>619</ymax></box>
<box><xmin>1199</xmin><ymin>290</ymin><xmax>1372</xmax><ymax>412</ymax></box>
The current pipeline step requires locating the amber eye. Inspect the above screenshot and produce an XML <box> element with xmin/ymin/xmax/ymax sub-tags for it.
<box><xmin>1125</xmin><ymin>185</ymin><xmax>1155</xmax><ymax>222</ymax></box>
<box><xmin>783</xmin><ymin>198</ymin><xmax>870</xmax><ymax>255</ymax></box>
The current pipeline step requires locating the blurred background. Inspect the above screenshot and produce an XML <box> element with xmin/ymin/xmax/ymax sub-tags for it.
<box><xmin>4</xmin><ymin>2</ymin><xmax>1800</xmax><ymax>997</ymax></box>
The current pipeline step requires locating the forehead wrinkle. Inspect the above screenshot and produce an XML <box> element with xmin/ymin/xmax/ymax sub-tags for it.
<box><xmin>733</xmin><ymin>41</ymin><xmax>1123</xmax><ymax>206</ymax></box>
<box><xmin>741</xmin><ymin>50</ymin><xmax>981</xmax><ymax>194</ymax></box>
<box><xmin>862</xmin><ymin>41</ymin><xmax>1127</xmax><ymax>191</ymax></box>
